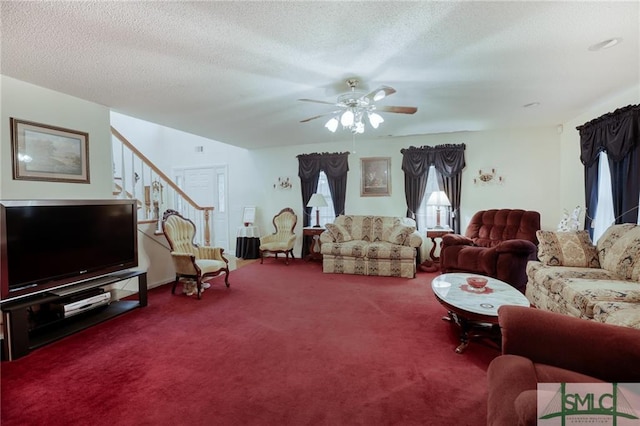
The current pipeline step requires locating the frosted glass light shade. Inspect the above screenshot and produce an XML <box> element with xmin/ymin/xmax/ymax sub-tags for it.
<box><xmin>340</xmin><ymin>110</ymin><xmax>354</xmax><ymax>126</ymax></box>
<box><xmin>325</xmin><ymin>117</ymin><xmax>339</xmax><ymax>132</ymax></box>
<box><xmin>368</xmin><ymin>112</ymin><xmax>384</xmax><ymax>129</ymax></box>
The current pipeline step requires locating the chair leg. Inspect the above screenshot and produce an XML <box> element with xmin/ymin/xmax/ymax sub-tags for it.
<box><xmin>171</xmin><ymin>275</ymin><xmax>179</xmax><ymax>295</ymax></box>
<box><xmin>196</xmin><ymin>277</ymin><xmax>202</xmax><ymax>300</ymax></box>
<box><xmin>224</xmin><ymin>269</ymin><xmax>230</xmax><ymax>288</ymax></box>
<box><xmin>285</xmin><ymin>252</ymin><xmax>289</xmax><ymax>265</ymax></box>
<box><xmin>290</xmin><ymin>249</ymin><xmax>295</xmax><ymax>259</ymax></box>
<box><xmin>260</xmin><ymin>250</ymin><xmax>264</xmax><ymax>264</ymax></box>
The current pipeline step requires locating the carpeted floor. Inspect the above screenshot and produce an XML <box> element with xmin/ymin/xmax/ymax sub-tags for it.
<box><xmin>1</xmin><ymin>260</ymin><xmax>499</xmax><ymax>426</ymax></box>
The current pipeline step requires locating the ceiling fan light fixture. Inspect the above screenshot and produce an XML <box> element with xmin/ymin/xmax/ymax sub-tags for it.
<box><xmin>368</xmin><ymin>112</ymin><xmax>384</xmax><ymax>129</ymax></box>
<box><xmin>325</xmin><ymin>117</ymin><xmax>339</xmax><ymax>132</ymax></box>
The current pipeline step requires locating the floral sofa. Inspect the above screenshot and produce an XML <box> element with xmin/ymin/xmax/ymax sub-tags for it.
<box><xmin>525</xmin><ymin>223</ymin><xmax>640</xmax><ymax>329</ymax></box>
<box><xmin>320</xmin><ymin>215</ymin><xmax>423</xmax><ymax>278</ymax></box>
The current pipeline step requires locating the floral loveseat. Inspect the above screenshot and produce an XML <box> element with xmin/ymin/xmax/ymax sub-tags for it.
<box><xmin>320</xmin><ymin>215</ymin><xmax>423</xmax><ymax>278</ymax></box>
<box><xmin>525</xmin><ymin>223</ymin><xmax>640</xmax><ymax>329</ymax></box>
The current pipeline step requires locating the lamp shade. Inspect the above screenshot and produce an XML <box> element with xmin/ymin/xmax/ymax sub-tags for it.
<box><xmin>306</xmin><ymin>193</ymin><xmax>328</xmax><ymax>208</ymax></box>
<box><xmin>427</xmin><ymin>191</ymin><xmax>451</xmax><ymax>207</ymax></box>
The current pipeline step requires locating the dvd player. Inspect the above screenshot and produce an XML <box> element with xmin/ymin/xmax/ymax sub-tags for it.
<box><xmin>52</xmin><ymin>292</ymin><xmax>111</xmax><ymax>318</ymax></box>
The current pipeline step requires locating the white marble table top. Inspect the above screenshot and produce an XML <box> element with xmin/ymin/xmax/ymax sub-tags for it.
<box><xmin>432</xmin><ymin>273</ymin><xmax>530</xmax><ymax>317</ymax></box>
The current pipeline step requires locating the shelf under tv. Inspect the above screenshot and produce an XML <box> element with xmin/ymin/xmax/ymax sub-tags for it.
<box><xmin>1</xmin><ymin>270</ymin><xmax>147</xmax><ymax>361</ymax></box>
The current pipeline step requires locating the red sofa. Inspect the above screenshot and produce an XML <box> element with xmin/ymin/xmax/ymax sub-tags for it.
<box><xmin>487</xmin><ymin>306</ymin><xmax>640</xmax><ymax>426</ymax></box>
<box><xmin>440</xmin><ymin>209</ymin><xmax>540</xmax><ymax>293</ymax></box>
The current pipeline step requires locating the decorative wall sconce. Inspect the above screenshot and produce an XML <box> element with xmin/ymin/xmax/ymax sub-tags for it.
<box><xmin>274</xmin><ymin>176</ymin><xmax>293</xmax><ymax>190</ymax></box>
<box><xmin>473</xmin><ymin>168</ymin><xmax>504</xmax><ymax>185</ymax></box>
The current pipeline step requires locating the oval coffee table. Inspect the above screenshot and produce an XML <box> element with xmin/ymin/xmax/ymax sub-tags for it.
<box><xmin>432</xmin><ymin>273</ymin><xmax>530</xmax><ymax>353</ymax></box>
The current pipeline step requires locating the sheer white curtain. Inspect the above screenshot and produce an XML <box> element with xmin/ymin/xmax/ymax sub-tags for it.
<box><xmin>592</xmin><ymin>152</ymin><xmax>615</xmax><ymax>243</ymax></box>
<box><xmin>416</xmin><ymin>166</ymin><xmax>450</xmax><ymax>230</ymax></box>
<box><xmin>316</xmin><ymin>171</ymin><xmax>335</xmax><ymax>226</ymax></box>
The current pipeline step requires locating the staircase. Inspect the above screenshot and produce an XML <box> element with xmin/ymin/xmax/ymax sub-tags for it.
<box><xmin>111</xmin><ymin>127</ymin><xmax>214</xmax><ymax>246</ymax></box>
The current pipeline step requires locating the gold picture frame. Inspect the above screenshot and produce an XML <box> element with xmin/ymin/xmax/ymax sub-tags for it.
<box><xmin>10</xmin><ymin>118</ymin><xmax>90</xmax><ymax>183</ymax></box>
<box><xmin>361</xmin><ymin>157</ymin><xmax>391</xmax><ymax>197</ymax></box>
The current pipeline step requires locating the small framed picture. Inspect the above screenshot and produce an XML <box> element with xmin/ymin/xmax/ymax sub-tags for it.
<box><xmin>242</xmin><ymin>206</ymin><xmax>256</xmax><ymax>225</ymax></box>
<box><xmin>361</xmin><ymin>157</ymin><xmax>391</xmax><ymax>197</ymax></box>
<box><xmin>11</xmin><ymin>118</ymin><xmax>90</xmax><ymax>183</ymax></box>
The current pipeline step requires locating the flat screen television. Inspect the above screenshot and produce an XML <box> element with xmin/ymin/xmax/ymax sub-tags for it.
<box><xmin>0</xmin><ymin>199</ymin><xmax>138</xmax><ymax>302</ymax></box>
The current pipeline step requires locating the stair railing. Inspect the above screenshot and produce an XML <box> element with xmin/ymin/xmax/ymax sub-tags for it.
<box><xmin>111</xmin><ymin>127</ymin><xmax>214</xmax><ymax>246</ymax></box>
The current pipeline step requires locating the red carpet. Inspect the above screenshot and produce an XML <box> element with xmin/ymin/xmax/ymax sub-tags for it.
<box><xmin>1</xmin><ymin>261</ymin><xmax>499</xmax><ymax>425</ymax></box>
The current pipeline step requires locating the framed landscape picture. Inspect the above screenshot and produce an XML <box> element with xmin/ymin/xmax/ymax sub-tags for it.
<box><xmin>361</xmin><ymin>157</ymin><xmax>391</xmax><ymax>196</ymax></box>
<box><xmin>11</xmin><ymin>118</ymin><xmax>90</xmax><ymax>183</ymax></box>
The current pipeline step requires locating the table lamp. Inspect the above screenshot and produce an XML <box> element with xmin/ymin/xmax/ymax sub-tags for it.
<box><xmin>427</xmin><ymin>191</ymin><xmax>451</xmax><ymax>229</ymax></box>
<box><xmin>306</xmin><ymin>193</ymin><xmax>328</xmax><ymax>227</ymax></box>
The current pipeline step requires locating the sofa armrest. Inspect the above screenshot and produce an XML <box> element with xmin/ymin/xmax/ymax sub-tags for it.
<box><xmin>170</xmin><ymin>251</ymin><xmax>198</xmax><ymax>275</ymax></box>
<box><xmin>441</xmin><ymin>234</ymin><xmax>474</xmax><ymax>247</ymax></box>
<box><xmin>495</xmin><ymin>239</ymin><xmax>537</xmax><ymax>255</ymax></box>
<box><xmin>499</xmin><ymin>305</ymin><xmax>640</xmax><ymax>382</ymax></box>
<box><xmin>405</xmin><ymin>231</ymin><xmax>423</xmax><ymax>248</ymax></box>
<box><xmin>319</xmin><ymin>230</ymin><xmax>335</xmax><ymax>244</ymax></box>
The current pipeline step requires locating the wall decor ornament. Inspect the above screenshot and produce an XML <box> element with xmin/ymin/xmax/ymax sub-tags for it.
<box><xmin>10</xmin><ymin>118</ymin><xmax>90</xmax><ymax>183</ymax></box>
<box><xmin>274</xmin><ymin>176</ymin><xmax>293</xmax><ymax>190</ymax></box>
<box><xmin>473</xmin><ymin>168</ymin><xmax>503</xmax><ymax>185</ymax></box>
<box><xmin>361</xmin><ymin>157</ymin><xmax>391</xmax><ymax>196</ymax></box>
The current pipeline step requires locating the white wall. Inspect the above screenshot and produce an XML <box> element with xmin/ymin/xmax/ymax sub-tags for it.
<box><xmin>1</xmin><ymin>76</ymin><xmax>112</xmax><ymax>199</ymax></box>
<box><xmin>247</xmin><ymin>126</ymin><xmax>562</xmax><ymax>259</ymax></box>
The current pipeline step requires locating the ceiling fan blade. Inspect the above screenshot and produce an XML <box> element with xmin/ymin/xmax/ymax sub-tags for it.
<box><xmin>300</xmin><ymin>112</ymin><xmax>337</xmax><ymax>123</ymax></box>
<box><xmin>364</xmin><ymin>86</ymin><xmax>396</xmax><ymax>101</ymax></box>
<box><xmin>377</xmin><ymin>105</ymin><xmax>418</xmax><ymax>114</ymax></box>
<box><xmin>298</xmin><ymin>98</ymin><xmax>336</xmax><ymax>106</ymax></box>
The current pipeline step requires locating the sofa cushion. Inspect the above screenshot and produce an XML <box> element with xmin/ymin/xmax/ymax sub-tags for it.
<box><xmin>325</xmin><ymin>223</ymin><xmax>353</xmax><ymax>242</ymax></box>
<box><xmin>382</xmin><ymin>224</ymin><xmax>416</xmax><ymax>245</ymax></box>
<box><xmin>365</xmin><ymin>241</ymin><xmax>416</xmax><ymax>259</ymax></box>
<box><xmin>599</xmin><ymin>225</ymin><xmax>640</xmax><ymax>281</ymax></box>
<box><xmin>536</xmin><ymin>230</ymin><xmax>600</xmax><ymax>268</ymax></box>
<box><xmin>322</xmin><ymin>240</ymin><xmax>367</xmax><ymax>258</ymax></box>
<box><xmin>596</xmin><ymin>223</ymin><xmax>638</xmax><ymax>263</ymax></box>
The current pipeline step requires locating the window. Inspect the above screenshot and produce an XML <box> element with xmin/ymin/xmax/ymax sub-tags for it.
<box><xmin>316</xmin><ymin>171</ymin><xmax>335</xmax><ymax>226</ymax></box>
<box><xmin>416</xmin><ymin>166</ymin><xmax>450</xmax><ymax>230</ymax></box>
<box><xmin>591</xmin><ymin>151</ymin><xmax>640</xmax><ymax>242</ymax></box>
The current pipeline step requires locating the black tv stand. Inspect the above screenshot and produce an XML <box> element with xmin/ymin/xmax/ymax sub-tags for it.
<box><xmin>1</xmin><ymin>270</ymin><xmax>147</xmax><ymax>361</ymax></box>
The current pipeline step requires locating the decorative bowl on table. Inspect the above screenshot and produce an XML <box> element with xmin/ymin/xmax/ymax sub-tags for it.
<box><xmin>466</xmin><ymin>276</ymin><xmax>489</xmax><ymax>291</ymax></box>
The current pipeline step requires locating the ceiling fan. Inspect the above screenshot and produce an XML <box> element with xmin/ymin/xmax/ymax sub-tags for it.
<box><xmin>298</xmin><ymin>79</ymin><xmax>418</xmax><ymax>134</ymax></box>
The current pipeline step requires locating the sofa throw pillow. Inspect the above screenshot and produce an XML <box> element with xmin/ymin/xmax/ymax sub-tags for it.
<box><xmin>536</xmin><ymin>230</ymin><xmax>600</xmax><ymax>268</ymax></box>
<box><xmin>325</xmin><ymin>223</ymin><xmax>353</xmax><ymax>243</ymax></box>
<box><xmin>383</xmin><ymin>224</ymin><xmax>416</xmax><ymax>245</ymax></box>
<box><xmin>600</xmin><ymin>225</ymin><xmax>640</xmax><ymax>281</ymax></box>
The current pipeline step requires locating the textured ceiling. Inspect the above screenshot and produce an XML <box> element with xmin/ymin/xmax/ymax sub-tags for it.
<box><xmin>1</xmin><ymin>1</ymin><xmax>638</xmax><ymax>149</ymax></box>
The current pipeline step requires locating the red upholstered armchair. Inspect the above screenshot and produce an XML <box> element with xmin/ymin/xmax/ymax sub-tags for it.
<box><xmin>440</xmin><ymin>209</ymin><xmax>540</xmax><ymax>293</ymax></box>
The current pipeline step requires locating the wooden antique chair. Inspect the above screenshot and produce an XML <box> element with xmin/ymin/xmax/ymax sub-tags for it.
<box><xmin>259</xmin><ymin>207</ymin><xmax>297</xmax><ymax>264</ymax></box>
<box><xmin>161</xmin><ymin>209</ymin><xmax>230</xmax><ymax>299</ymax></box>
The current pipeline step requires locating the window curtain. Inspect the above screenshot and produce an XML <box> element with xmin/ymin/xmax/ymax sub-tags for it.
<box><xmin>401</xmin><ymin>144</ymin><xmax>466</xmax><ymax>233</ymax></box>
<box><xmin>577</xmin><ymin>104</ymin><xmax>640</xmax><ymax>234</ymax></box>
<box><xmin>297</xmin><ymin>152</ymin><xmax>349</xmax><ymax>257</ymax></box>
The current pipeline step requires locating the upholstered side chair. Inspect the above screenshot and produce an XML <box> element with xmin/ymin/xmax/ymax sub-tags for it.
<box><xmin>162</xmin><ymin>209</ymin><xmax>230</xmax><ymax>299</ymax></box>
<box><xmin>259</xmin><ymin>207</ymin><xmax>297</xmax><ymax>265</ymax></box>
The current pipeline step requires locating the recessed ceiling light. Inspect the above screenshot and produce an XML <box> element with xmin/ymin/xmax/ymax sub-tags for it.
<box><xmin>523</xmin><ymin>102</ymin><xmax>540</xmax><ymax>108</ymax></box>
<box><xmin>588</xmin><ymin>38</ymin><xmax>622</xmax><ymax>51</ymax></box>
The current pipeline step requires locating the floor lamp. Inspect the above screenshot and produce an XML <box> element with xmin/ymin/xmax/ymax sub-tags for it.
<box><xmin>307</xmin><ymin>193</ymin><xmax>328</xmax><ymax>227</ymax></box>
